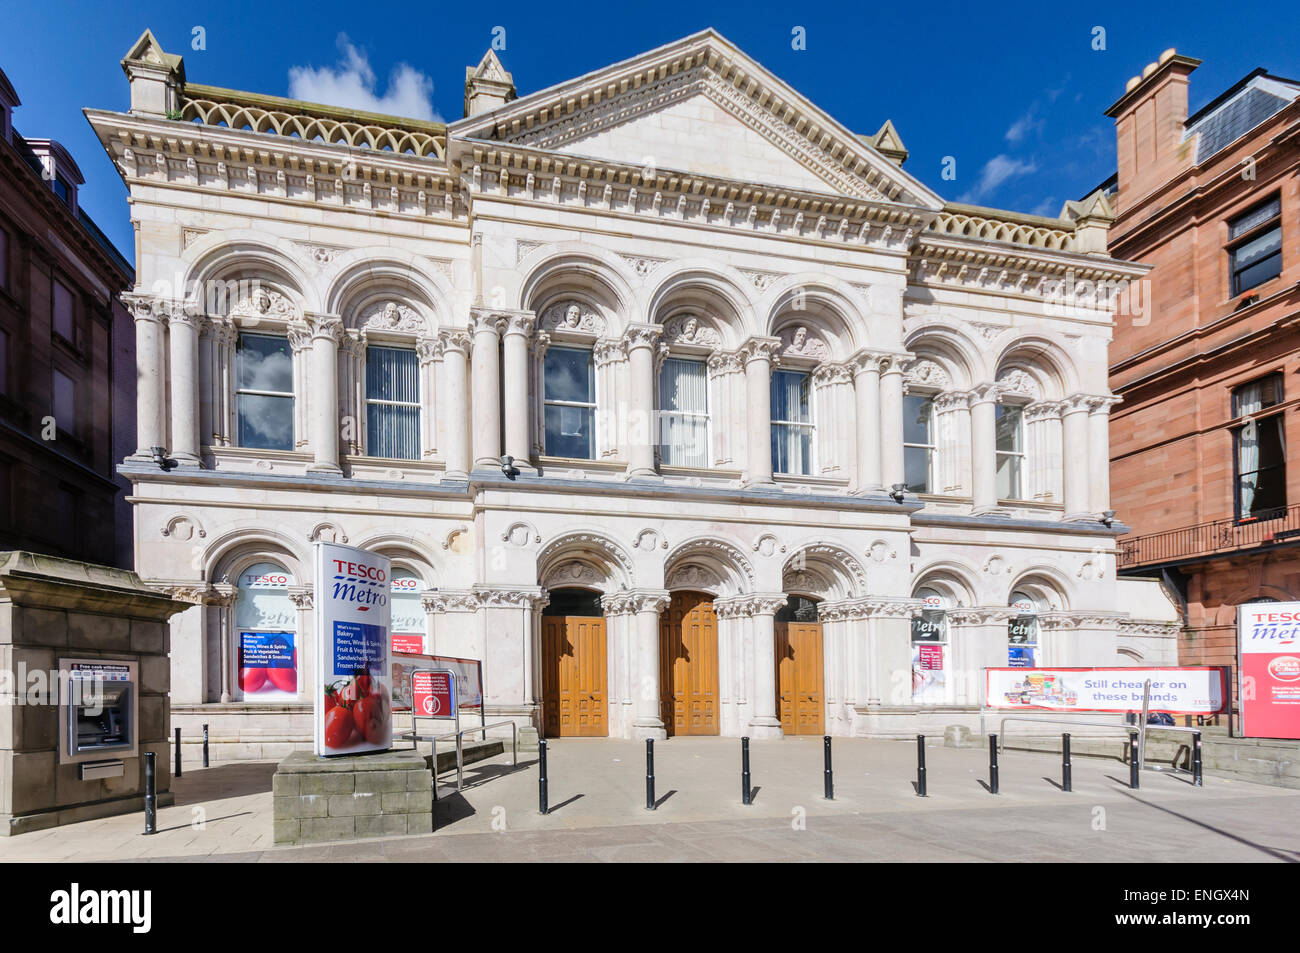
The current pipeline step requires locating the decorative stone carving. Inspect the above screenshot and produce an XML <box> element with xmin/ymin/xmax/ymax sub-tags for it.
<box><xmin>778</xmin><ymin>326</ymin><xmax>830</xmax><ymax>360</ymax></box>
<box><xmin>666</xmin><ymin>564</ymin><xmax>718</xmax><ymax>591</ymax></box>
<box><xmin>633</xmin><ymin>529</ymin><xmax>662</xmax><ymax>551</ymax></box>
<box><xmin>996</xmin><ymin>368</ymin><xmax>1040</xmax><ymax>400</ymax></box>
<box><xmin>229</xmin><ymin>287</ymin><xmax>298</xmax><ymax>321</ymax></box>
<box><xmin>547</xmin><ymin>561</ymin><xmax>604</xmax><ymax>588</ymax></box>
<box><xmin>619</xmin><ymin>254</ymin><xmax>668</xmax><ymax>276</ymax></box>
<box><xmin>536</xmin><ymin>532</ymin><xmax>635</xmax><ymax>581</ymax></box>
<box><xmin>753</xmin><ymin>533</ymin><xmax>784</xmax><ymax>557</ymax></box>
<box><xmin>310</xmin><ymin>522</ymin><xmax>348</xmax><ymax>544</ymax></box>
<box><xmin>161</xmin><ymin>515</ymin><xmax>205</xmax><ymax>541</ymax></box>
<box><xmin>541</xmin><ymin>301</ymin><xmax>605</xmax><ymax>335</ymax></box>
<box><xmin>362</xmin><ymin>300</ymin><xmax>428</xmax><ymax>334</ymax></box>
<box><xmin>516</xmin><ymin>240</ymin><xmax>544</xmax><ymax>263</ymax></box>
<box><xmin>662</xmin><ymin>314</ymin><xmax>722</xmax><ymax>347</ymax></box>
<box><xmin>502</xmin><ymin>522</ymin><xmax>540</xmax><ymax>546</ymax></box>
<box><xmin>868</xmin><ymin>540</ymin><xmax>895</xmax><ymax>563</ymax></box>
<box><xmin>982</xmin><ymin>554</ymin><xmax>1008</xmax><ymax>575</ymax></box>
<box><xmin>903</xmin><ymin>358</ymin><xmax>951</xmax><ymax>391</ymax></box>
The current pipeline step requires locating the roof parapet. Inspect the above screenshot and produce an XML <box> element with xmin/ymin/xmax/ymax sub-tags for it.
<box><xmin>121</xmin><ymin>28</ymin><xmax>185</xmax><ymax>119</ymax></box>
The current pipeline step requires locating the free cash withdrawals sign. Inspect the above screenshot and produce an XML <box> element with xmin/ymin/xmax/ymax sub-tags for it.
<box><xmin>1238</xmin><ymin>601</ymin><xmax>1300</xmax><ymax>739</ymax></box>
<box><xmin>986</xmin><ymin>667</ymin><xmax>1229</xmax><ymax>714</ymax></box>
<box><xmin>314</xmin><ymin>542</ymin><xmax>392</xmax><ymax>756</ymax></box>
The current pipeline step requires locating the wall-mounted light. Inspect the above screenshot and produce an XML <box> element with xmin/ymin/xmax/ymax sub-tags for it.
<box><xmin>150</xmin><ymin>446</ymin><xmax>175</xmax><ymax>471</ymax></box>
<box><xmin>500</xmin><ymin>454</ymin><xmax>520</xmax><ymax>480</ymax></box>
<box><xmin>1101</xmin><ymin>509</ymin><xmax>1116</xmax><ymax>527</ymax></box>
<box><xmin>889</xmin><ymin>483</ymin><xmax>907</xmax><ymax>503</ymax></box>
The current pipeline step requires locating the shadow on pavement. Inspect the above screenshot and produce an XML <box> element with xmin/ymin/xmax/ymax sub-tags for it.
<box><xmin>171</xmin><ymin>763</ymin><xmax>277</xmax><ymax>802</ymax></box>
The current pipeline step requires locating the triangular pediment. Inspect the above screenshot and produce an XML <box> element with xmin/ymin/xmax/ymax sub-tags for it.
<box><xmin>450</xmin><ymin>29</ymin><xmax>942</xmax><ymax>209</ymax></box>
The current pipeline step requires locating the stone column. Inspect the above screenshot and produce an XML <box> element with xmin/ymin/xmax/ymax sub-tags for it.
<box><xmin>206</xmin><ymin>318</ymin><xmax>237</xmax><ymax>447</ymax></box>
<box><xmin>623</xmin><ymin>323</ymin><xmax>664</xmax><ymax>479</ymax></box>
<box><xmin>747</xmin><ymin>594</ymin><xmax>789</xmax><ymax>739</ymax></box>
<box><xmin>420</xmin><ymin>591</ymin><xmax>442</xmax><ymax>655</ymax></box>
<box><xmin>1087</xmin><ymin>396</ymin><xmax>1118</xmax><ymax>515</ymax></box>
<box><xmin>470</xmin><ymin>310</ymin><xmax>505</xmax><ymax>469</ymax></box>
<box><xmin>812</xmin><ymin>363</ymin><xmax>854</xmax><ymax>480</ymax></box>
<box><xmin>851</xmin><ymin>350</ymin><xmax>883</xmax><ymax>492</ymax></box>
<box><xmin>879</xmin><ymin>356</ymin><xmax>906</xmax><ymax>491</ymax></box>
<box><xmin>1061</xmin><ymin>395</ymin><xmax>1092</xmax><ymax>519</ymax></box>
<box><xmin>305</xmin><ymin>314</ymin><xmax>343</xmax><ymax>473</ymax></box>
<box><xmin>438</xmin><ymin>330</ymin><xmax>471</xmax><ymax>479</ymax></box>
<box><xmin>502</xmin><ymin>312</ymin><xmax>536</xmax><ymax>469</ymax></box>
<box><xmin>933</xmin><ymin>391</ymin><xmax>971</xmax><ymax>495</ymax></box>
<box><xmin>166</xmin><ymin>308</ymin><xmax>202</xmax><ymax>466</ymax></box>
<box><xmin>287</xmin><ymin>325</ymin><xmax>312</xmax><ymax>452</ymax></box>
<box><xmin>969</xmin><ymin>383</ymin><xmax>999</xmax><ymax>510</ymax></box>
<box><xmin>339</xmin><ymin>333</ymin><xmax>364</xmax><ymax>456</ymax></box>
<box><xmin>1023</xmin><ymin>400</ymin><xmax>1064</xmax><ymax>503</ymax></box>
<box><xmin>630</xmin><ymin>590</ymin><xmax>671</xmax><ymax>741</ymax></box>
<box><xmin>124</xmin><ymin>294</ymin><xmax>167</xmax><ymax>458</ymax></box>
<box><xmin>740</xmin><ymin>336</ymin><xmax>782</xmax><ymax>486</ymax></box>
<box><xmin>593</xmin><ymin>339</ymin><xmax>626</xmax><ymax>459</ymax></box>
<box><xmin>416</xmin><ymin>337</ymin><xmax>440</xmax><ymax>460</ymax></box>
<box><xmin>209</xmin><ymin>583</ymin><xmax>236</xmax><ymax>703</ymax></box>
<box><xmin>707</xmin><ymin>350</ymin><xmax>742</xmax><ymax>466</ymax></box>
<box><xmin>288</xmin><ymin>588</ymin><xmax>314</xmax><ymax>705</ymax></box>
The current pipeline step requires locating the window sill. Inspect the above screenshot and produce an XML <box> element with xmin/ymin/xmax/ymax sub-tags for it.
<box><xmin>773</xmin><ymin>472</ymin><xmax>849</xmax><ymax>488</ymax></box>
<box><xmin>998</xmin><ymin>498</ymin><xmax>1066</xmax><ymax>511</ymax></box>
<box><xmin>536</xmin><ymin>455</ymin><xmax>628</xmax><ymax>472</ymax></box>
<box><xmin>660</xmin><ymin>464</ymin><xmax>743</xmax><ymax>480</ymax></box>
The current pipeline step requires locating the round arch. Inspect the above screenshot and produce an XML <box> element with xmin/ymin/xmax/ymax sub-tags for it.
<box><xmin>781</xmin><ymin>542</ymin><xmax>867</xmax><ymax>601</ymax></box>
<box><xmin>664</xmin><ymin>536</ymin><xmax>754</xmax><ymax>597</ymax></box>
<box><xmin>536</xmin><ymin>530</ymin><xmax>635</xmax><ymax>593</ymax></box>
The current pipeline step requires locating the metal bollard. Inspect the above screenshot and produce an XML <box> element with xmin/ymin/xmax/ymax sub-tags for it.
<box><xmin>174</xmin><ymin>726</ymin><xmax>182</xmax><ymax>778</ymax></box>
<box><xmin>1192</xmin><ymin>731</ymin><xmax>1203</xmax><ymax>787</ymax></box>
<box><xmin>202</xmin><ymin>723</ymin><xmax>209</xmax><ymax>768</ymax></box>
<box><xmin>645</xmin><ymin>738</ymin><xmax>656</xmax><ymax>811</ymax></box>
<box><xmin>1128</xmin><ymin>731</ymin><xmax>1140</xmax><ymax>789</ymax></box>
<box><xmin>916</xmin><ymin>734</ymin><xmax>927</xmax><ymax>797</ymax></box>
<box><xmin>1062</xmin><ymin>733</ymin><xmax>1072</xmax><ymax>793</ymax></box>
<box><xmin>538</xmin><ymin>739</ymin><xmax>549</xmax><ymax>815</ymax></box>
<box><xmin>741</xmin><ymin>737</ymin><xmax>752</xmax><ymax>805</ymax></box>
<box><xmin>143</xmin><ymin>751</ymin><xmax>157</xmax><ymax>835</ymax></box>
<box><xmin>989</xmin><ymin>733</ymin><xmax>999</xmax><ymax>795</ymax></box>
<box><xmin>823</xmin><ymin>736</ymin><xmax>834</xmax><ymax>800</ymax></box>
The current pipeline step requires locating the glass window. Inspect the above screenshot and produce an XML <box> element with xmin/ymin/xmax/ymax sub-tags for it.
<box><xmin>52</xmin><ymin>279</ymin><xmax>74</xmax><ymax>342</ymax></box>
<box><xmin>544</xmin><ymin>347</ymin><xmax>596</xmax><ymax>459</ymax></box>
<box><xmin>911</xmin><ymin>587</ymin><xmax>949</xmax><ymax>703</ymax></box>
<box><xmin>389</xmin><ymin>570</ymin><xmax>425</xmax><ymax>639</ymax></box>
<box><xmin>776</xmin><ymin>595</ymin><xmax>820</xmax><ymax>623</ymax></box>
<box><xmin>903</xmin><ymin>395</ymin><xmax>935</xmax><ymax>493</ymax></box>
<box><xmin>1229</xmin><ymin>196</ymin><xmax>1282</xmax><ymax>295</ymax></box>
<box><xmin>771</xmin><ymin>369</ymin><xmax>814</xmax><ymax>475</ymax></box>
<box><xmin>659</xmin><ymin>357</ymin><xmax>709</xmax><ymax>467</ymax></box>
<box><xmin>1235</xmin><ymin>375</ymin><xmax>1286</xmax><ymax>520</ymax></box>
<box><xmin>996</xmin><ymin>404</ymin><xmax>1025</xmax><ymax>500</ymax></box>
<box><xmin>235</xmin><ymin>562</ymin><xmax>298</xmax><ymax>700</ymax></box>
<box><xmin>1008</xmin><ymin>590</ymin><xmax>1038</xmax><ymax>668</ymax></box>
<box><xmin>236</xmin><ymin>333</ymin><xmax>294</xmax><ymax>451</ymax></box>
<box><xmin>365</xmin><ymin>346</ymin><xmax>420</xmax><ymax>460</ymax></box>
<box><xmin>52</xmin><ymin>369</ymin><xmax>75</xmax><ymax>435</ymax></box>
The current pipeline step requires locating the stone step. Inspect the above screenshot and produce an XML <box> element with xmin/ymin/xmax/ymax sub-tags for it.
<box><xmin>418</xmin><ymin>738</ymin><xmax>507</xmax><ymax>775</ymax></box>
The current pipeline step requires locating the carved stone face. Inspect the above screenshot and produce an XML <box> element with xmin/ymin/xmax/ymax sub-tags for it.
<box><xmin>681</xmin><ymin>317</ymin><xmax>697</xmax><ymax>341</ymax></box>
<box><xmin>253</xmin><ymin>289</ymin><xmax>272</xmax><ymax>314</ymax></box>
<box><xmin>384</xmin><ymin>301</ymin><xmax>400</xmax><ymax>325</ymax></box>
<box><xmin>792</xmin><ymin>327</ymin><xmax>807</xmax><ymax>349</ymax></box>
<box><xmin>564</xmin><ymin>304</ymin><xmax>581</xmax><ymax>327</ymax></box>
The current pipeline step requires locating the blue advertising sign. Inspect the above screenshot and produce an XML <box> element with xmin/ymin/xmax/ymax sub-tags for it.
<box><xmin>239</xmin><ymin>631</ymin><xmax>297</xmax><ymax>698</ymax></box>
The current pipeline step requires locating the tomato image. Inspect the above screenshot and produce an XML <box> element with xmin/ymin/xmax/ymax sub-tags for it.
<box><xmin>353</xmin><ymin>670</ymin><xmax>373</xmax><ymax>699</ymax></box>
<box><xmin>324</xmin><ymin>684</ymin><xmax>340</xmax><ymax>713</ymax></box>
<box><xmin>353</xmin><ymin>684</ymin><xmax>390</xmax><ymax>745</ymax></box>
<box><xmin>268</xmin><ymin>665</ymin><xmax>296</xmax><ymax>693</ymax></box>
<box><xmin>324</xmin><ymin>705</ymin><xmax>356</xmax><ymax>748</ymax></box>
<box><xmin>239</xmin><ymin>667</ymin><xmax>267</xmax><ymax>693</ymax></box>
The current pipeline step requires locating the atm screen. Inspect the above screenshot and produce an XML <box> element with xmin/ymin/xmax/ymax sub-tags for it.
<box><xmin>72</xmin><ymin>684</ymin><xmax>132</xmax><ymax>752</ymax></box>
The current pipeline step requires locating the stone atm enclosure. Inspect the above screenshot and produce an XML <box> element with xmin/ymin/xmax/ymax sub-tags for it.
<box><xmin>0</xmin><ymin>551</ymin><xmax>189</xmax><ymax>834</ymax></box>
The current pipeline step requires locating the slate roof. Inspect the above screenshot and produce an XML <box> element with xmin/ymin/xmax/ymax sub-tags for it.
<box><xmin>1184</xmin><ymin>70</ymin><xmax>1300</xmax><ymax>163</ymax></box>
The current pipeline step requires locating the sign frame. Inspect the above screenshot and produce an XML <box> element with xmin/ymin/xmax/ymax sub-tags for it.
<box><xmin>1237</xmin><ymin>601</ymin><xmax>1300</xmax><ymax>740</ymax></box>
<box><xmin>984</xmin><ymin>665</ymin><xmax>1230</xmax><ymax>715</ymax></box>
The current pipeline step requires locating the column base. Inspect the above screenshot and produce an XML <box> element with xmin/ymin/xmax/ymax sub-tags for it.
<box><xmin>746</xmin><ymin>718</ymin><xmax>784</xmax><ymax>740</ymax></box>
<box><xmin>474</xmin><ymin>456</ymin><xmax>506</xmax><ymax>471</ymax></box>
<box><xmin>1064</xmin><ymin>511</ymin><xmax>1100</xmax><ymax>523</ymax></box>
<box><xmin>625</xmin><ymin>468</ymin><xmax>662</xmax><ymax>482</ymax></box>
<box><xmin>306</xmin><ymin>462</ymin><xmax>343</xmax><ymax>475</ymax></box>
<box><xmin>631</xmin><ymin>721</ymin><xmax>667</xmax><ymax>742</ymax></box>
<box><xmin>170</xmin><ymin>454</ymin><xmax>202</xmax><ymax>468</ymax></box>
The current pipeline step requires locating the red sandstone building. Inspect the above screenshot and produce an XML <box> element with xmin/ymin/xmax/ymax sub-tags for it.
<box><xmin>0</xmin><ymin>67</ymin><xmax>135</xmax><ymax>567</ymax></box>
<box><xmin>1106</xmin><ymin>50</ymin><xmax>1300</xmax><ymax>713</ymax></box>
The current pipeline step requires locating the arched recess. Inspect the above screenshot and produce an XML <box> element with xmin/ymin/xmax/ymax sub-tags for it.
<box><xmin>663</xmin><ymin>536</ymin><xmax>755</xmax><ymax>597</ymax></box>
<box><xmin>993</xmin><ymin>336</ymin><xmax>1079</xmax><ymax>399</ymax></box>
<box><xmin>204</xmin><ymin>526</ymin><xmax>310</xmax><ymax>586</ymax></box>
<box><xmin>1005</xmin><ymin>567</ymin><xmax>1073</xmax><ymax>612</ymax></box>
<box><xmin>903</xmin><ymin>326</ymin><xmax>980</xmax><ymax>392</ymax></box>
<box><xmin>181</xmin><ymin>230</ymin><xmax>318</xmax><ymax>315</ymax></box>
<box><xmin>645</xmin><ymin>262</ymin><xmax>757</xmax><ymax>348</ymax></box>
<box><xmin>323</xmin><ymin>250</ymin><xmax>454</xmax><ymax>327</ymax></box>
<box><xmin>781</xmin><ymin>542</ymin><xmax>867</xmax><ymax>601</ymax></box>
<box><xmin>352</xmin><ymin>532</ymin><xmax>440</xmax><ymax>590</ymax></box>
<box><xmin>536</xmin><ymin>530</ymin><xmax>634</xmax><ymax>594</ymax></box>
<box><xmin>762</xmin><ymin>281</ymin><xmax>863</xmax><ymax>362</ymax></box>
<box><xmin>910</xmin><ymin>559</ymin><xmax>979</xmax><ymax>607</ymax></box>
<box><xmin>520</xmin><ymin>247</ymin><xmax>636</xmax><ymax>335</ymax></box>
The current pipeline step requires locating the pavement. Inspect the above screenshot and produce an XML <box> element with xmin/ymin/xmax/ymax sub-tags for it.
<box><xmin>2</xmin><ymin>737</ymin><xmax>1298</xmax><ymax>862</ymax></box>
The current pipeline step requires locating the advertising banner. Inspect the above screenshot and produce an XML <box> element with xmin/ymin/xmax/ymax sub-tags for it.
<box><xmin>314</xmin><ymin>542</ymin><xmax>392</xmax><ymax>756</ymax></box>
<box><xmin>411</xmin><ymin>669</ymin><xmax>456</xmax><ymax>719</ymax></box>
<box><xmin>391</xmin><ymin>633</ymin><xmax>424</xmax><ymax>655</ymax></box>
<box><xmin>985</xmin><ymin>667</ymin><xmax>1229</xmax><ymax>714</ymax></box>
<box><xmin>237</xmin><ymin>631</ymin><xmax>297</xmax><ymax>699</ymax></box>
<box><xmin>1238</xmin><ymin>601</ymin><xmax>1300</xmax><ymax>739</ymax></box>
<box><xmin>391</xmin><ymin>653</ymin><xmax>482</xmax><ymax>712</ymax></box>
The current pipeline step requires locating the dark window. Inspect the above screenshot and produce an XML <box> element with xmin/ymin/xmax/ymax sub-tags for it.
<box><xmin>543</xmin><ymin>347</ymin><xmax>595</xmax><ymax>459</ymax></box>
<box><xmin>1229</xmin><ymin>196</ymin><xmax>1282</xmax><ymax>296</ymax></box>
<box><xmin>52</xmin><ymin>368</ymin><xmax>76</xmax><ymax>436</ymax></box>
<box><xmin>0</xmin><ymin>229</ymin><xmax>8</xmax><ymax>290</ymax></box>
<box><xmin>776</xmin><ymin>595</ymin><xmax>819</xmax><ymax>623</ymax></box>
<box><xmin>903</xmin><ymin>395</ymin><xmax>934</xmax><ymax>493</ymax></box>
<box><xmin>1234</xmin><ymin>374</ymin><xmax>1286</xmax><ymax>520</ymax></box>
<box><xmin>0</xmin><ymin>328</ymin><xmax>7</xmax><ymax>395</ymax></box>
<box><xmin>52</xmin><ymin>279</ymin><xmax>74</xmax><ymax>342</ymax></box>
<box><xmin>365</xmin><ymin>346</ymin><xmax>420</xmax><ymax>460</ymax></box>
<box><xmin>541</xmin><ymin>588</ymin><xmax>603</xmax><ymax>617</ymax></box>
<box><xmin>771</xmin><ymin>369</ymin><xmax>814</xmax><ymax>475</ymax></box>
<box><xmin>236</xmin><ymin>333</ymin><xmax>294</xmax><ymax>451</ymax></box>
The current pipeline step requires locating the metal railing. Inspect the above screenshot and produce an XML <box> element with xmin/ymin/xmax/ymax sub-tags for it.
<box><xmin>1117</xmin><ymin>503</ymin><xmax>1300</xmax><ymax>569</ymax></box>
<box><xmin>406</xmin><ymin>721</ymin><xmax>519</xmax><ymax>794</ymax></box>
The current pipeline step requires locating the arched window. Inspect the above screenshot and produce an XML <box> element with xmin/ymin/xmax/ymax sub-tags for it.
<box><xmin>911</xmin><ymin>587</ymin><xmax>949</xmax><ymax>703</ymax></box>
<box><xmin>236</xmin><ymin>334</ymin><xmax>295</xmax><ymax>451</ymax></box>
<box><xmin>1008</xmin><ymin>590</ymin><xmax>1039</xmax><ymax>667</ymax></box>
<box><xmin>234</xmin><ymin>561</ymin><xmax>297</xmax><ymax>700</ymax></box>
<box><xmin>544</xmin><ymin>346</ymin><xmax>596</xmax><ymax>459</ymax></box>
<box><xmin>389</xmin><ymin>570</ymin><xmax>425</xmax><ymax>654</ymax></box>
<box><xmin>659</xmin><ymin>357</ymin><xmax>710</xmax><ymax>467</ymax></box>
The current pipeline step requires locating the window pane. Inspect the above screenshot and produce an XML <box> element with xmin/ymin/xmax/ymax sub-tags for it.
<box><xmin>1240</xmin><ymin>416</ymin><xmax>1287</xmax><ymax>518</ymax></box>
<box><xmin>904</xmin><ymin>395</ymin><xmax>932</xmax><ymax>445</ymax></box>
<box><xmin>545</xmin><ymin>405</ymin><xmax>594</xmax><ymax>459</ymax></box>
<box><xmin>52</xmin><ymin>369</ymin><xmax>75</xmax><ymax>432</ymax></box>
<box><xmin>238</xmin><ymin>334</ymin><xmax>293</xmax><ymax>394</ymax></box>
<box><xmin>0</xmin><ymin>328</ymin><xmax>7</xmax><ymax>394</ymax></box>
<box><xmin>904</xmin><ymin>446</ymin><xmax>931</xmax><ymax>493</ymax></box>
<box><xmin>660</xmin><ymin>358</ymin><xmax>707</xmax><ymax>413</ymax></box>
<box><xmin>1233</xmin><ymin>239</ymin><xmax>1282</xmax><ymax>293</ymax></box>
<box><xmin>367</xmin><ymin>404</ymin><xmax>420</xmax><ymax>460</ymax></box>
<box><xmin>1230</xmin><ymin>197</ymin><xmax>1281</xmax><ymax>238</ymax></box>
<box><xmin>53</xmin><ymin>280</ymin><xmax>74</xmax><ymax>340</ymax></box>
<box><xmin>366</xmin><ymin>346</ymin><xmax>418</xmax><ymax>403</ymax></box>
<box><xmin>996</xmin><ymin>405</ymin><xmax>1023</xmax><ymax>452</ymax></box>
<box><xmin>996</xmin><ymin>452</ymin><xmax>1022</xmax><ymax>500</ymax></box>
<box><xmin>659</xmin><ymin>359</ymin><xmax>708</xmax><ymax>467</ymax></box>
<box><xmin>544</xmin><ymin>348</ymin><xmax>594</xmax><ymax>402</ymax></box>
<box><xmin>771</xmin><ymin>423</ymin><xmax>813</xmax><ymax>475</ymax></box>
<box><xmin>771</xmin><ymin>370</ymin><xmax>810</xmax><ymax>421</ymax></box>
<box><xmin>1234</xmin><ymin>226</ymin><xmax>1282</xmax><ymax>270</ymax></box>
<box><xmin>237</xmin><ymin>393</ymin><xmax>294</xmax><ymax>450</ymax></box>
<box><xmin>1234</xmin><ymin>376</ymin><xmax>1282</xmax><ymax>416</ymax></box>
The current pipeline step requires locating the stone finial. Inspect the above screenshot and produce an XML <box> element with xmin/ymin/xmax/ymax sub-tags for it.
<box><xmin>464</xmin><ymin>49</ymin><xmax>515</xmax><ymax>118</ymax></box>
<box><xmin>120</xmin><ymin>29</ymin><xmax>185</xmax><ymax>119</ymax></box>
<box><xmin>868</xmin><ymin>119</ymin><xmax>908</xmax><ymax>166</ymax></box>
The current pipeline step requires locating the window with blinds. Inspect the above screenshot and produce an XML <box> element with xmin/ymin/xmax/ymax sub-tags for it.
<box><xmin>365</xmin><ymin>346</ymin><xmax>420</xmax><ymax>460</ymax></box>
<box><xmin>658</xmin><ymin>357</ymin><xmax>709</xmax><ymax>467</ymax></box>
<box><xmin>771</xmin><ymin>369</ymin><xmax>814</xmax><ymax>475</ymax></box>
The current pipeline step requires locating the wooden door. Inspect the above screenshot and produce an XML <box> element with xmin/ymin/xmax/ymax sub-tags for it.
<box><xmin>776</xmin><ymin>621</ymin><xmax>824</xmax><ymax>735</ymax></box>
<box><xmin>660</xmin><ymin>591</ymin><xmax>719</xmax><ymax>736</ymax></box>
<box><xmin>541</xmin><ymin>615</ymin><xmax>607</xmax><ymax>737</ymax></box>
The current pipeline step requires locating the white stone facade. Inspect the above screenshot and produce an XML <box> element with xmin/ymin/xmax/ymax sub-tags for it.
<box><xmin>89</xmin><ymin>29</ymin><xmax>1177</xmax><ymax>757</ymax></box>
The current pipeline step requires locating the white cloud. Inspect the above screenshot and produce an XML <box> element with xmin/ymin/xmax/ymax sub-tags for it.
<box><xmin>288</xmin><ymin>35</ymin><xmax>440</xmax><ymax>122</ymax></box>
<box><xmin>1030</xmin><ymin>196</ymin><xmax>1058</xmax><ymax>217</ymax></box>
<box><xmin>1005</xmin><ymin>109</ymin><xmax>1042</xmax><ymax>144</ymax></box>
<box><xmin>959</xmin><ymin>155</ymin><xmax>1038</xmax><ymax>204</ymax></box>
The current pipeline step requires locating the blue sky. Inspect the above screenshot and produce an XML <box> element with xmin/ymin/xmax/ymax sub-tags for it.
<box><xmin>3</xmin><ymin>0</ymin><xmax>1297</xmax><ymax>268</ymax></box>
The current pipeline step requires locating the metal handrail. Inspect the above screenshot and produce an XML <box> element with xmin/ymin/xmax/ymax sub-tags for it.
<box><xmin>1118</xmin><ymin>502</ymin><xmax>1300</xmax><ymax>568</ymax></box>
<box><xmin>413</xmin><ymin>721</ymin><xmax>518</xmax><ymax>794</ymax></box>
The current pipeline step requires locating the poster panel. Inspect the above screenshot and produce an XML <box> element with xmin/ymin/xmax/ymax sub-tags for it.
<box><xmin>985</xmin><ymin>666</ymin><xmax>1229</xmax><ymax>714</ymax></box>
<box><xmin>1238</xmin><ymin>602</ymin><xmax>1300</xmax><ymax>739</ymax></box>
<box><xmin>411</xmin><ymin>669</ymin><xmax>457</xmax><ymax>719</ymax></box>
<box><xmin>314</xmin><ymin>542</ymin><xmax>392</xmax><ymax>756</ymax></box>
<box><xmin>237</xmin><ymin>631</ymin><xmax>297</xmax><ymax>699</ymax></box>
<box><xmin>391</xmin><ymin>653</ymin><xmax>482</xmax><ymax>712</ymax></box>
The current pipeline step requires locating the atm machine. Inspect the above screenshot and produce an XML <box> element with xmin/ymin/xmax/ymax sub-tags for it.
<box><xmin>58</xmin><ymin>658</ymin><xmax>139</xmax><ymax>779</ymax></box>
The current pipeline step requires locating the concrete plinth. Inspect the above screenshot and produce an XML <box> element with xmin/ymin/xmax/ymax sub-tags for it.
<box><xmin>272</xmin><ymin>748</ymin><xmax>432</xmax><ymax>844</ymax></box>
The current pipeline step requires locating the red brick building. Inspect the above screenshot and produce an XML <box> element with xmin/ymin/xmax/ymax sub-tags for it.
<box><xmin>0</xmin><ymin>67</ymin><xmax>135</xmax><ymax>567</ymax></box>
<box><xmin>1106</xmin><ymin>50</ymin><xmax>1300</xmax><ymax>714</ymax></box>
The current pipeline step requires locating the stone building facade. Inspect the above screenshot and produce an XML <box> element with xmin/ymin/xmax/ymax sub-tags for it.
<box><xmin>89</xmin><ymin>29</ymin><xmax>1175</xmax><ymax>756</ymax></box>
<box><xmin>1107</xmin><ymin>50</ymin><xmax>1300</xmax><ymax>711</ymax></box>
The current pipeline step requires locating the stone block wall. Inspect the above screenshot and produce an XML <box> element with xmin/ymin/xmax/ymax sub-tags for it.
<box><xmin>272</xmin><ymin>749</ymin><xmax>432</xmax><ymax>844</ymax></box>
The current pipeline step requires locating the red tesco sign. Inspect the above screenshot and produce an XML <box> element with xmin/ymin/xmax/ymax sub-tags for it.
<box><xmin>1239</xmin><ymin>602</ymin><xmax>1300</xmax><ymax>740</ymax></box>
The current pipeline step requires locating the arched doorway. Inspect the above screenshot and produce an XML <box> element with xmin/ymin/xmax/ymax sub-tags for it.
<box><xmin>775</xmin><ymin>595</ymin><xmax>824</xmax><ymax>734</ymax></box>
<box><xmin>660</xmin><ymin>591</ymin><xmax>720</xmax><ymax>736</ymax></box>
<box><xmin>541</xmin><ymin>588</ymin><xmax>607</xmax><ymax>737</ymax></box>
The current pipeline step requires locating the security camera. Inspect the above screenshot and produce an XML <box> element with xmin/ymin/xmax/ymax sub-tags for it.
<box><xmin>1100</xmin><ymin>509</ymin><xmax>1116</xmax><ymax>527</ymax></box>
<box><xmin>150</xmin><ymin>446</ymin><xmax>175</xmax><ymax>471</ymax></box>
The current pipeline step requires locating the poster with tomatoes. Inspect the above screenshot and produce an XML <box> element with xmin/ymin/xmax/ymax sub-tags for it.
<box><xmin>314</xmin><ymin>541</ymin><xmax>393</xmax><ymax>756</ymax></box>
<box><xmin>238</xmin><ymin>631</ymin><xmax>297</xmax><ymax>699</ymax></box>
